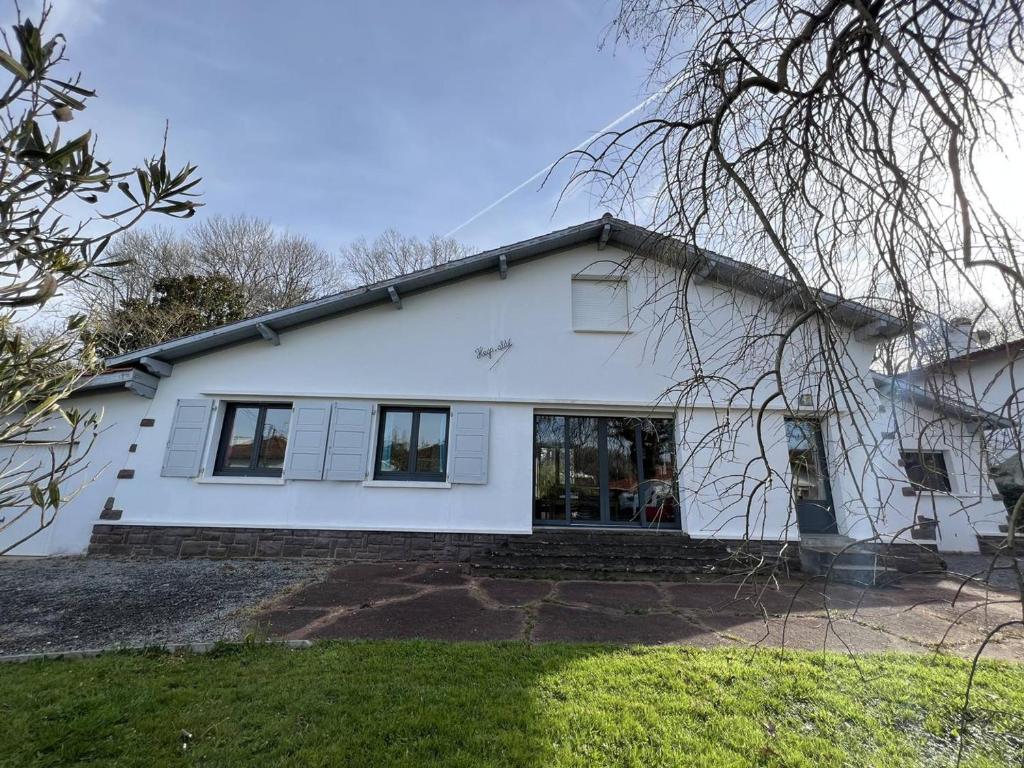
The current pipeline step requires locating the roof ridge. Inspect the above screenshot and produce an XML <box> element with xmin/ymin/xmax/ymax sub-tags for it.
<box><xmin>105</xmin><ymin>218</ymin><xmax>906</xmax><ymax>368</ymax></box>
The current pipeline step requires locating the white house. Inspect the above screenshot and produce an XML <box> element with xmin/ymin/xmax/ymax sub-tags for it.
<box><xmin>0</xmin><ymin>217</ymin><xmax>1010</xmax><ymax>569</ymax></box>
<box><xmin>906</xmin><ymin>327</ymin><xmax>1024</xmax><ymax>522</ymax></box>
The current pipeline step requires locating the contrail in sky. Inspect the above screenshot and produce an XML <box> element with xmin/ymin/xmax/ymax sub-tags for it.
<box><xmin>443</xmin><ymin>82</ymin><xmax>678</xmax><ymax>239</ymax></box>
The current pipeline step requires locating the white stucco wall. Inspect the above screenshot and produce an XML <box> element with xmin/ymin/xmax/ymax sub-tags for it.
<box><xmin>4</xmin><ymin>242</ymin><xmax>999</xmax><ymax>555</ymax></box>
<box><xmin>939</xmin><ymin>350</ymin><xmax>1023</xmax><ymax>417</ymax></box>
<box><xmin>915</xmin><ymin>350</ymin><xmax>1024</xmax><ymax>470</ymax></box>
<box><xmin>866</xmin><ymin>389</ymin><xmax>1005</xmax><ymax>552</ymax></box>
<box><xmin>0</xmin><ymin>390</ymin><xmax>150</xmax><ymax>555</ymax></box>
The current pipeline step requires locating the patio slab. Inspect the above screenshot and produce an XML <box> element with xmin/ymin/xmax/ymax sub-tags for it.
<box><xmin>531</xmin><ymin>603</ymin><xmax>721</xmax><ymax>646</ymax></box>
<box><xmin>284</xmin><ymin>580</ymin><xmax>419</xmax><ymax>609</ymax></box>
<box><xmin>325</xmin><ymin>562</ymin><xmax>420</xmax><ymax>581</ymax></box>
<box><xmin>400</xmin><ymin>564</ymin><xmax>470</xmax><ymax>586</ymax></box>
<box><xmin>3</xmin><ymin>556</ymin><xmax>1016</xmax><ymax>658</ymax></box>
<box><xmin>552</xmin><ymin>581</ymin><xmax>665</xmax><ymax>612</ymax></box>
<box><xmin>478</xmin><ymin>578</ymin><xmax>554</xmax><ymax>606</ymax></box>
<box><xmin>698</xmin><ymin>613</ymin><xmax>926</xmax><ymax>653</ymax></box>
<box><xmin>664</xmin><ymin>583</ymin><xmax>819</xmax><ymax>616</ymax></box>
<box><xmin>309</xmin><ymin>588</ymin><xmax>525</xmax><ymax>642</ymax></box>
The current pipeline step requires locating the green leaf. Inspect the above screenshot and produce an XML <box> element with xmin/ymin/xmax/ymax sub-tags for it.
<box><xmin>44</xmin><ymin>77</ymin><xmax>96</xmax><ymax>98</ymax></box>
<box><xmin>117</xmin><ymin>181</ymin><xmax>138</xmax><ymax>204</ymax></box>
<box><xmin>43</xmin><ymin>83</ymin><xmax>85</xmax><ymax>110</ymax></box>
<box><xmin>47</xmin><ymin>130</ymin><xmax>91</xmax><ymax>166</ymax></box>
<box><xmin>16</xmin><ymin>148</ymin><xmax>48</xmax><ymax>162</ymax></box>
<box><xmin>0</xmin><ymin>49</ymin><xmax>30</xmax><ymax>80</ymax></box>
<box><xmin>94</xmin><ymin>235</ymin><xmax>111</xmax><ymax>258</ymax></box>
<box><xmin>136</xmin><ymin>168</ymin><xmax>151</xmax><ymax>201</ymax></box>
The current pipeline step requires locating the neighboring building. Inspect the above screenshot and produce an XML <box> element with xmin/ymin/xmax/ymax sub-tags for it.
<box><xmin>906</xmin><ymin>328</ymin><xmax>1024</xmax><ymax>515</ymax></box>
<box><xmin>0</xmin><ymin>218</ymin><xmax>1010</xmax><ymax>563</ymax></box>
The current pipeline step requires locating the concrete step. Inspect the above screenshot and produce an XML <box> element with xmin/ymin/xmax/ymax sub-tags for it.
<box><xmin>488</xmin><ymin>543</ymin><xmax>729</xmax><ymax>560</ymax></box>
<box><xmin>823</xmin><ymin>563</ymin><xmax>901</xmax><ymax>587</ymax></box>
<box><xmin>471</xmin><ymin>529</ymin><xmax>775</xmax><ymax>578</ymax></box>
<box><xmin>470</xmin><ymin>560</ymin><xmax>733</xmax><ymax>581</ymax></box>
<box><xmin>798</xmin><ymin>538</ymin><xmax>941</xmax><ymax>585</ymax></box>
<box><xmin>799</xmin><ymin>533</ymin><xmax>858</xmax><ymax>549</ymax></box>
<box><xmin>800</xmin><ymin>548</ymin><xmax>879</xmax><ymax>569</ymax></box>
<box><xmin>977</xmin><ymin>534</ymin><xmax>1024</xmax><ymax>556</ymax></box>
<box><xmin>513</xmin><ymin>532</ymin><xmax>714</xmax><ymax>548</ymax></box>
<box><xmin>479</xmin><ymin>552</ymin><xmax>733</xmax><ymax>569</ymax></box>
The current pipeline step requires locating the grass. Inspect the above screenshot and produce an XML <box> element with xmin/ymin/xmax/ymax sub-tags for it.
<box><xmin>0</xmin><ymin>642</ymin><xmax>1022</xmax><ymax>767</ymax></box>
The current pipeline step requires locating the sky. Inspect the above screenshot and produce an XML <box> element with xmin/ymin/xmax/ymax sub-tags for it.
<box><xmin>18</xmin><ymin>0</ymin><xmax>654</xmax><ymax>254</ymax></box>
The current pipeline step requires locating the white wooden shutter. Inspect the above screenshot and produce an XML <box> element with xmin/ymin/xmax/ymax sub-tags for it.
<box><xmin>283</xmin><ymin>400</ymin><xmax>332</xmax><ymax>480</ymax></box>
<box><xmin>449</xmin><ymin>406</ymin><xmax>490</xmax><ymax>484</ymax></box>
<box><xmin>161</xmin><ymin>399</ymin><xmax>213</xmax><ymax>477</ymax></box>
<box><xmin>323</xmin><ymin>401</ymin><xmax>373</xmax><ymax>481</ymax></box>
<box><xmin>571</xmin><ymin>275</ymin><xmax>628</xmax><ymax>331</ymax></box>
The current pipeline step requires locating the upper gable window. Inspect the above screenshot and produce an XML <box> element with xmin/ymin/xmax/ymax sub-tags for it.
<box><xmin>571</xmin><ymin>275</ymin><xmax>629</xmax><ymax>332</ymax></box>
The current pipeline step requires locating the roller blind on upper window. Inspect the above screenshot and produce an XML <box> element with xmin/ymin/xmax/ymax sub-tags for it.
<box><xmin>571</xmin><ymin>275</ymin><xmax>628</xmax><ymax>332</ymax></box>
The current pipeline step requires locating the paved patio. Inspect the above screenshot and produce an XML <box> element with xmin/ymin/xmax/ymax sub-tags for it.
<box><xmin>1</xmin><ymin>556</ymin><xmax>1019</xmax><ymax>659</ymax></box>
<box><xmin>254</xmin><ymin>561</ymin><xmax>1024</xmax><ymax>660</ymax></box>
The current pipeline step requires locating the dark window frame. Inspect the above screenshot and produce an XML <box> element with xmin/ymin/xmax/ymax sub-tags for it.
<box><xmin>373</xmin><ymin>406</ymin><xmax>450</xmax><ymax>482</ymax></box>
<box><xmin>532</xmin><ymin>414</ymin><xmax>680</xmax><ymax>529</ymax></box>
<box><xmin>901</xmin><ymin>450</ymin><xmax>953</xmax><ymax>493</ymax></box>
<box><xmin>214</xmin><ymin>402</ymin><xmax>293</xmax><ymax>478</ymax></box>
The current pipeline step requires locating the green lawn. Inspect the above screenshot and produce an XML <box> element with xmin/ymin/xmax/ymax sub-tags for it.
<box><xmin>0</xmin><ymin>642</ymin><xmax>1021</xmax><ymax>767</ymax></box>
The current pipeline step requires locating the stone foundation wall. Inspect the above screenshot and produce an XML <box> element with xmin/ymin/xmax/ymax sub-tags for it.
<box><xmin>88</xmin><ymin>524</ymin><xmax>519</xmax><ymax>561</ymax></box>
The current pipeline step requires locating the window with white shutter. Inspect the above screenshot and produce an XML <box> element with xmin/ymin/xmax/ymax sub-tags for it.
<box><xmin>571</xmin><ymin>275</ymin><xmax>629</xmax><ymax>332</ymax></box>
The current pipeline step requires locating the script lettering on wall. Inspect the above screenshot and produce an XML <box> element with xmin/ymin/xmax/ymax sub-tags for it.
<box><xmin>474</xmin><ymin>338</ymin><xmax>513</xmax><ymax>369</ymax></box>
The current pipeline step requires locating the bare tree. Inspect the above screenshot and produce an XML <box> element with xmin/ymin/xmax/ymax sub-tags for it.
<box><xmin>338</xmin><ymin>229</ymin><xmax>470</xmax><ymax>286</ymax></box>
<box><xmin>75</xmin><ymin>227</ymin><xmax>191</xmax><ymax>323</ymax></box>
<box><xmin>0</xmin><ymin>5</ymin><xmax>199</xmax><ymax>554</ymax></box>
<box><xmin>190</xmin><ymin>214</ymin><xmax>341</xmax><ymax>311</ymax></box>
<box><xmin>77</xmin><ymin>214</ymin><xmax>342</xmax><ymax>356</ymax></box>
<box><xmin>561</xmin><ymin>0</ymin><xmax>1024</xmax><ymax>748</ymax></box>
<box><xmin>81</xmin><ymin>215</ymin><xmax>341</xmax><ymax>315</ymax></box>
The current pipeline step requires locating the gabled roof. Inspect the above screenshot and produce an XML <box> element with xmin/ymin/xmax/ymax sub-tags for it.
<box><xmin>871</xmin><ymin>373</ymin><xmax>1012</xmax><ymax>429</ymax></box>
<box><xmin>911</xmin><ymin>337</ymin><xmax>1024</xmax><ymax>374</ymax></box>
<box><xmin>107</xmin><ymin>215</ymin><xmax>906</xmax><ymax>368</ymax></box>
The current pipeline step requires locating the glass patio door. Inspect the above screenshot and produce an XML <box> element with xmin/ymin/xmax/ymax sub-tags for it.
<box><xmin>534</xmin><ymin>414</ymin><xmax>679</xmax><ymax>528</ymax></box>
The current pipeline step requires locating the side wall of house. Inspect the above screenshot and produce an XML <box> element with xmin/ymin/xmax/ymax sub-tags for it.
<box><xmin>0</xmin><ymin>390</ymin><xmax>151</xmax><ymax>556</ymax></box>
<box><xmin>870</xmin><ymin>390</ymin><xmax>1004</xmax><ymax>552</ymax></box>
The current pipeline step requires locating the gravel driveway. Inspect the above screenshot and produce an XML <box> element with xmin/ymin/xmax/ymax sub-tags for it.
<box><xmin>0</xmin><ymin>557</ymin><xmax>327</xmax><ymax>655</ymax></box>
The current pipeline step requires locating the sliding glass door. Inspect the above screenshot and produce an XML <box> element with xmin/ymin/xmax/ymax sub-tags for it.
<box><xmin>534</xmin><ymin>414</ymin><xmax>679</xmax><ymax>528</ymax></box>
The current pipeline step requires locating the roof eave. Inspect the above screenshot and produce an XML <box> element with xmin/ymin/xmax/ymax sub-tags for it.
<box><xmin>72</xmin><ymin>369</ymin><xmax>159</xmax><ymax>399</ymax></box>
<box><xmin>872</xmin><ymin>373</ymin><xmax>1011</xmax><ymax>429</ymax></box>
<box><xmin>106</xmin><ymin>217</ymin><xmax>907</xmax><ymax>368</ymax></box>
